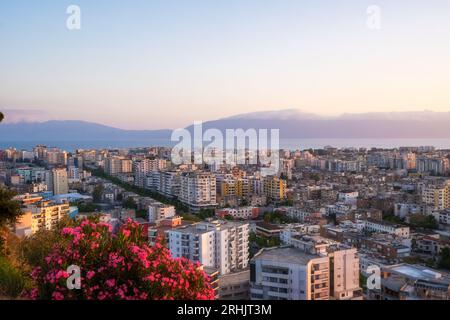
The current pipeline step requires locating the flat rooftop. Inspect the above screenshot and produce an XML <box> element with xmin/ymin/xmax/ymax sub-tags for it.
<box><xmin>388</xmin><ymin>264</ymin><xmax>450</xmax><ymax>283</ymax></box>
<box><xmin>255</xmin><ymin>247</ymin><xmax>323</xmax><ymax>265</ymax></box>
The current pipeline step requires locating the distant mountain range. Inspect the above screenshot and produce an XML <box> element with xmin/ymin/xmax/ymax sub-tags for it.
<box><xmin>1</xmin><ymin>109</ymin><xmax>450</xmax><ymax>142</ymax></box>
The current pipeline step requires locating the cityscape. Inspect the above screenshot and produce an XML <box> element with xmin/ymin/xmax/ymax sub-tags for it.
<box><xmin>1</xmin><ymin>0</ymin><xmax>450</xmax><ymax>308</ymax></box>
<box><xmin>1</xmin><ymin>138</ymin><xmax>450</xmax><ymax>300</ymax></box>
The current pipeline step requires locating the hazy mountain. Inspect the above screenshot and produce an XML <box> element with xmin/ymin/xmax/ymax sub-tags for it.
<box><xmin>0</xmin><ymin>120</ymin><xmax>171</xmax><ymax>141</ymax></box>
<box><xmin>225</xmin><ymin>109</ymin><xmax>326</xmax><ymax>121</ymax></box>
<box><xmin>1</xmin><ymin>109</ymin><xmax>450</xmax><ymax>142</ymax></box>
<box><xmin>193</xmin><ymin>110</ymin><xmax>450</xmax><ymax>139</ymax></box>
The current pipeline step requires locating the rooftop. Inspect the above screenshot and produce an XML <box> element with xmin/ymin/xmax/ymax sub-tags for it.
<box><xmin>387</xmin><ymin>264</ymin><xmax>450</xmax><ymax>284</ymax></box>
<box><xmin>254</xmin><ymin>247</ymin><xmax>324</xmax><ymax>265</ymax></box>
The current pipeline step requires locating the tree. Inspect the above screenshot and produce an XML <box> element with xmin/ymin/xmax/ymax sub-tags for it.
<box><xmin>197</xmin><ymin>209</ymin><xmax>215</xmax><ymax>220</ymax></box>
<box><xmin>409</xmin><ymin>214</ymin><xmax>438</xmax><ymax>230</ymax></box>
<box><xmin>438</xmin><ymin>247</ymin><xmax>450</xmax><ymax>270</ymax></box>
<box><xmin>92</xmin><ymin>184</ymin><xmax>104</xmax><ymax>203</ymax></box>
<box><xmin>0</xmin><ymin>111</ymin><xmax>4</xmax><ymax>123</ymax></box>
<box><xmin>0</xmin><ymin>257</ymin><xmax>27</xmax><ymax>298</ymax></box>
<box><xmin>0</xmin><ymin>187</ymin><xmax>23</xmax><ymax>227</ymax></box>
<box><xmin>123</xmin><ymin>197</ymin><xmax>137</xmax><ymax>210</ymax></box>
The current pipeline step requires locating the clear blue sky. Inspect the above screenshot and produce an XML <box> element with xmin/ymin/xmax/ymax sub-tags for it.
<box><xmin>1</xmin><ymin>0</ymin><xmax>450</xmax><ymax>129</ymax></box>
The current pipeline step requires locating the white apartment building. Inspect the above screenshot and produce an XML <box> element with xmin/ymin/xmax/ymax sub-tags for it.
<box><xmin>67</xmin><ymin>166</ymin><xmax>80</xmax><ymax>183</ymax></box>
<box><xmin>146</xmin><ymin>171</ymin><xmax>181</xmax><ymax>198</ymax></box>
<box><xmin>148</xmin><ymin>203</ymin><xmax>176</xmax><ymax>223</ymax></box>
<box><xmin>250</xmin><ymin>247</ymin><xmax>330</xmax><ymax>300</ymax></box>
<box><xmin>360</xmin><ymin>219</ymin><xmax>410</xmax><ymax>238</ymax></box>
<box><xmin>286</xmin><ymin>207</ymin><xmax>312</xmax><ymax>222</ymax></box>
<box><xmin>279</xmin><ymin>233</ymin><xmax>362</xmax><ymax>300</ymax></box>
<box><xmin>134</xmin><ymin>158</ymin><xmax>167</xmax><ymax>187</ymax></box>
<box><xmin>337</xmin><ymin>191</ymin><xmax>359</xmax><ymax>205</ymax></box>
<box><xmin>216</xmin><ymin>207</ymin><xmax>259</xmax><ymax>220</ymax></box>
<box><xmin>166</xmin><ymin>220</ymin><xmax>249</xmax><ymax>275</ymax></box>
<box><xmin>180</xmin><ymin>172</ymin><xmax>217</xmax><ymax>211</ymax></box>
<box><xmin>328</xmin><ymin>248</ymin><xmax>361</xmax><ymax>300</ymax></box>
<box><xmin>394</xmin><ymin>203</ymin><xmax>423</xmax><ymax>219</ymax></box>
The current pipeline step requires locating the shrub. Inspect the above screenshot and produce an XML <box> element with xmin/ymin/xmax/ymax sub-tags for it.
<box><xmin>0</xmin><ymin>257</ymin><xmax>27</xmax><ymax>298</ymax></box>
<box><xmin>28</xmin><ymin>218</ymin><xmax>215</xmax><ymax>300</ymax></box>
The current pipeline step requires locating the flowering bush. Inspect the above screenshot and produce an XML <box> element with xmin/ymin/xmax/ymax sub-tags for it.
<box><xmin>29</xmin><ymin>218</ymin><xmax>215</xmax><ymax>300</ymax></box>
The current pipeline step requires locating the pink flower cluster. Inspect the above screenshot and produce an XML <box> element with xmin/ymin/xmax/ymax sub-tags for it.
<box><xmin>29</xmin><ymin>218</ymin><xmax>215</xmax><ymax>301</ymax></box>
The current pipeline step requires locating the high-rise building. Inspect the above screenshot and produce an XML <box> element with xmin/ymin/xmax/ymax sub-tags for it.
<box><xmin>22</xmin><ymin>200</ymin><xmax>70</xmax><ymax>234</ymax></box>
<box><xmin>45</xmin><ymin>148</ymin><xmax>68</xmax><ymax>166</ymax></box>
<box><xmin>148</xmin><ymin>204</ymin><xmax>176</xmax><ymax>223</ymax></box>
<box><xmin>103</xmin><ymin>156</ymin><xmax>133</xmax><ymax>175</ymax></box>
<box><xmin>180</xmin><ymin>172</ymin><xmax>217</xmax><ymax>211</ymax></box>
<box><xmin>166</xmin><ymin>220</ymin><xmax>249</xmax><ymax>275</ymax></box>
<box><xmin>279</xmin><ymin>232</ymin><xmax>362</xmax><ymax>300</ymax></box>
<box><xmin>51</xmin><ymin>168</ymin><xmax>69</xmax><ymax>195</ymax></box>
<box><xmin>133</xmin><ymin>158</ymin><xmax>167</xmax><ymax>187</ymax></box>
<box><xmin>263</xmin><ymin>175</ymin><xmax>287</xmax><ymax>202</ymax></box>
<box><xmin>250</xmin><ymin>247</ymin><xmax>330</xmax><ymax>300</ymax></box>
<box><xmin>422</xmin><ymin>182</ymin><xmax>450</xmax><ymax>210</ymax></box>
<box><xmin>416</xmin><ymin>156</ymin><xmax>450</xmax><ymax>175</ymax></box>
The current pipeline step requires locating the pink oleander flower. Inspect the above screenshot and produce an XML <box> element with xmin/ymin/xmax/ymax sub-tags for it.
<box><xmin>27</xmin><ymin>218</ymin><xmax>215</xmax><ymax>301</ymax></box>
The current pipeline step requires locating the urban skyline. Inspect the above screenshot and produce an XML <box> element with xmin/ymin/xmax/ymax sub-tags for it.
<box><xmin>1</xmin><ymin>0</ymin><xmax>450</xmax><ymax>308</ymax></box>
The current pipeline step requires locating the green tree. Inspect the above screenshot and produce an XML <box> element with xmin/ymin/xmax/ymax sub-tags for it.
<box><xmin>77</xmin><ymin>203</ymin><xmax>101</xmax><ymax>213</ymax></box>
<box><xmin>0</xmin><ymin>187</ymin><xmax>22</xmax><ymax>227</ymax></box>
<box><xmin>0</xmin><ymin>188</ymin><xmax>23</xmax><ymax>254</ymax></box>
<box><xmin>0</xmin><ymin>256</ymin><xmax>27</xmax><ymax>298</ymax></box>
<box><xmin>92</xmin><ymin>184</ymin><xmax>104</xmax><ymax>202</ymax></box>
<box><xmin>224</xmin><ymin>214</ymin><xmax>234</xmax><ymax>221</ymax></box>
<box><xmin>438</xmin><ymin>247</ymin><xmax>450</xmax><ymax>270</ymax></box>
<box><xmin>123</xmin><ymin>197</ymin><xmax>137</xmax><ymax>209</ymax></box>
<box><xmin>409</xmin><ymin>214</ymin><xmax>438</xmax><ymax>230</ymax></box>
<box><xmin>197</xmin><ymin>209</ymin><xmax>215</xmax><ymax>220</ymax></box>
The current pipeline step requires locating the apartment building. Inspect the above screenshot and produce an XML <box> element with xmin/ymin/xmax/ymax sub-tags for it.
<box><xmin>219</xmin><ymin>270</ymin><xmax>251</xmax><ymax>300</ymax></box>
<box><xmin>263</xmin><ymin>176</ymin><xmax>287</xmax><ymax>202</ymax></box>
<box><xmin>216</xmin><ymin>207</ymin><xmax>260</xmax><ymax>220</ymax></box>
<box><xmin>148</xmin><ymin>203</ymin><xmax>176</xmax><ymax>223</ymax></box>
<box><xmin>23</xmin><ymin>200</ymin><xmax>70</xmax><ymax>234</ymax></box>
<box><xmin>416</xmin><ymin>156</ymin><xmax>450</xmax><ymax>175</ymax></box>
<box><xmin>45</xmin><ymin>149</ymin><xmax>68</xmax><ymax>166</ymax></box>
<box><xmin>416</xmin><ymin>235</ymin><xmax>450</xmax><ymax>256</ymax></box>
<box><xmin>338</xmin><ymin>190</ymin><xmax>359</xmax><ymax>205</ymax></box>
<box><xmin>422</xmin><ymin>183</ymin><xmax>450</xmax><ymax>210</ymax></box>
<box><xmin>360</xmin><ymin>219</ymin><xmax>410</xmax><ymax>238</ymax></box>
<box><xmin>133</xmin><ymin>158</ymin><xmax>167</xmax><ymax>187</ymax></box>
<box><xmin>180</xmin><ymin>172</ymin><xmax>217</xmax><ymax>211</ymax></box>
<box><xmin>250</xmin><ymin>247</ymin><xmax>330</xmax><ymax>300</ymax></box>
<box><xmin>434</xmin><ymin>209</ymin><xmax>450</xmax><ymax>229</ymax></box>
<box><xmin>104</xmin><ymin>156</ymin><xmax>131</xmax><ymax>175</ymax></box>
<box><xmin>51</xmin><ymin>168</ymin><xmax>69</xmax><ymax>195</ymax></box>
<box><xmin>166</xmin><ymin>220</ymin><xmax>249</xmax><ymax>275</ymax></box>
<box><xmin>280</xmin><ymin>233</ymin><xmax>362</xmax><ymax>300</ymax></box>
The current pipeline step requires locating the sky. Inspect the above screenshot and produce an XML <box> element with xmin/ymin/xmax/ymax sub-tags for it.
<box><xmin>1</xmin><ymin>0</ymin><xmax>450</xmax><ymax>130</ymax></box>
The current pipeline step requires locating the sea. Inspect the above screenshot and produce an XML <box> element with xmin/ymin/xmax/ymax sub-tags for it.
<box><xmin>2</xmin><ymin>138</ymin><xmax>450</xmax><ymax>152</ymax></box>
